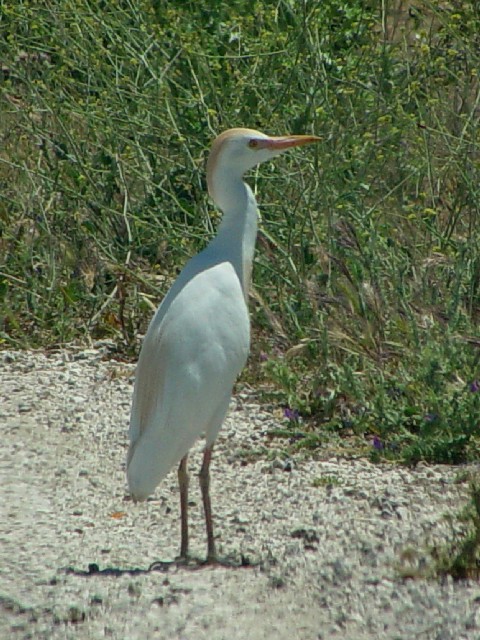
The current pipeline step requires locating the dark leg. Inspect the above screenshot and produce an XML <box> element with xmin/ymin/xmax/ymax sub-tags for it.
<box><xmin>199</xmin><ymin>444</ymin><xmax>216</xmax><ymax>562</ymax></box>
<box><xmin>178</xmin><ymin>454</ymin><xmax>189</xmax><ymax>559</ymax></box>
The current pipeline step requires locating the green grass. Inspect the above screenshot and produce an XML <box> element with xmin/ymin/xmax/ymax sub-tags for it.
<box><xmin>434</xmin><ymin>475</ymin><xmax>480</xmax><ymax>580</ymax></box>
<box><xmin>399</xmin><ymin>472</ymin><xmax>480</xmax><ymax>581</ymax></box>
<box><xmin>1</xmin><ymin>0</ymin><xmax>479</xmax><ymax>464</ymax></box>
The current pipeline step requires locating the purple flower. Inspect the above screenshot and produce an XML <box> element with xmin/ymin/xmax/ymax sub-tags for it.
<box><xmin>259</xmin><ymin>351</ymin><xmax>269</xmax><ymax>362</ymax></box>
<box><xmin>470</xmin><ymin>380</ymin><xmax>480</xmax><ymax>393</ymax></box>
<box><xmin>372</xmin><ymin>436</ymin><xmax>384</xmax><ymax>450</ymax></box>
<box><xmin>284</xmin><ymin>407</ymin><xmax>300</xmax><ymax>421</ymax></box>
<box><xmin>424</xmin><ymin>413</ymin><xmax>438</xmax><ymax>423</ymax></box>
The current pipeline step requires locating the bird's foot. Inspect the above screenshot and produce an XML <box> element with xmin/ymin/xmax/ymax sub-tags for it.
<box><xmin>148</xmin><ymin>555</ymin><xmax>200</xmax><ymax>571</ymax></box>
<box><xmin>174</xmin><ymin>554</ymin><xmax>200</xmax><ymax>568</ymax></box>
<box><xmin>148</xmin><ymin>552</ymin><xmax>258</xmax><ymax>571</ymax></box>
<box><xmin>148</xmin><ymin>559</ymin><xmax>176</xmax><ymax>572</ymax></box>
<box><xmin>201</xmin><ymin>552</ymin><xmax>257</xmax><ymax>569</ymax></box>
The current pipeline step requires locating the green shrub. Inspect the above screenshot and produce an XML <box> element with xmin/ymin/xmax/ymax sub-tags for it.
<box><xmin>1</xmin><ymin>1</ymin><xmax>479</xmax><ymax>463</ymax></box>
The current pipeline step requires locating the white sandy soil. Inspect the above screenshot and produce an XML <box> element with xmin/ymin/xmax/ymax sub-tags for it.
<box><xmin>1</xmin><ymin>348</ymin><xmax>479</xmax><ymax>639</ymax></box>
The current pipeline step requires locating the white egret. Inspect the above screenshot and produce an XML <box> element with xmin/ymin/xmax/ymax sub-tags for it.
<box><xmin>127</xmin><ymin>128</ymin><xmax>319</xmax><ymax>562</ymax></box>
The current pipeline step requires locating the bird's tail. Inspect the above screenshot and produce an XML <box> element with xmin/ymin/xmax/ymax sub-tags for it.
<box><xmin>126</xmin><ymin>424</ymin><xmax>197</xmax><ymax>501</ymax></box>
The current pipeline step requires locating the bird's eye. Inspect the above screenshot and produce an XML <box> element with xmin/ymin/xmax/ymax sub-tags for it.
<box><xmin>248</xmin><ymin>139</ymin><xmax>259</xmax><ymax>149</ymax></box>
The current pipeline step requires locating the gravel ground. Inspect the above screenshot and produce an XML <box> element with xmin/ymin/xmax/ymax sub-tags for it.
<box><xmin>1</xmin><ymin>347</ymin><xmax>479</xmax><ymax>640</ymax></box>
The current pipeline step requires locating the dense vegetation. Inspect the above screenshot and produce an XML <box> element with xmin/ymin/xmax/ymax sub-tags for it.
<box><xmin>1</xmin><ymin>0</ymin><xmax>479</xmax><ymax>464</ymax></box>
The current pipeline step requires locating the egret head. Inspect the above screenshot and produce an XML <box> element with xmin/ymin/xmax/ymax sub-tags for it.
<box><xmin>206</xmin><ymin>128</ymin><xmax>319</xmax><ymax>203</ymax></box>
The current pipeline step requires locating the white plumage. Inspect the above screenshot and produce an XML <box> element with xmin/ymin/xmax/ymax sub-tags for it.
<box><xmin>127</xmin><ymin>128</ymin><xmax>319</xmax><ymax>562</ymax></box>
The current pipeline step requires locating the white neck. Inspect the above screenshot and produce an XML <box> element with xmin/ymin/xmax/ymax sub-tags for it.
<box><xmin>208</xmin><ymin>169</ymin><xmax>258</xmax><ymax>299</ymax></box>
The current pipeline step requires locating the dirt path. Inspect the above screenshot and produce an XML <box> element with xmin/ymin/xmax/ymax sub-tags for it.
<box><xmin>1</xmin><ymin>348</ymin><xmax>479</xmax><ymax>639</ymax></box>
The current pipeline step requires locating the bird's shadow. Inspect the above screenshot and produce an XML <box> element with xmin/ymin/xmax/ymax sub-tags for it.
<box><xmin>63</xmin><ymin>554</ymin><xmax>259</xmax><ymax>578</ymax></box>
